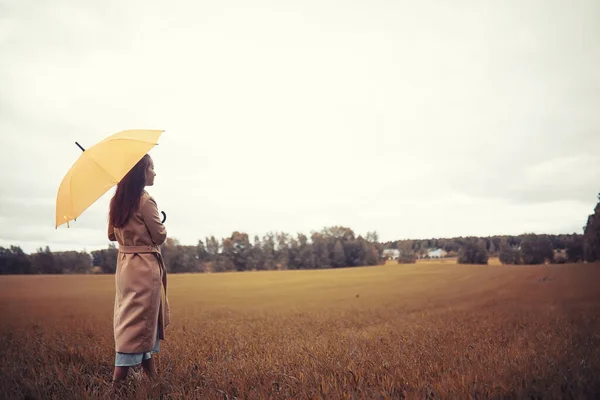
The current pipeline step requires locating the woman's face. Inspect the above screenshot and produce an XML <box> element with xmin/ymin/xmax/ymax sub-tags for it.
<box><xmin>145</xmin><ymin>157</ymin><xmax>156</xmax><ymax>186</ymax></box>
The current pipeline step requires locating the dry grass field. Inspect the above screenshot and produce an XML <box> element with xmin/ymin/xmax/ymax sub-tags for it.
<box><xmin>1</xmin><ymin>262</ymin><xmax>599</xmax><ymax>399</ymax></box>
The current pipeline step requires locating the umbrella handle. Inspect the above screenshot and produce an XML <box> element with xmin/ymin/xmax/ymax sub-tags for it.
<box><xmin>161</xmin><ymin>211</ymin><xmax>167</xmax><ymax>223</ymax></box>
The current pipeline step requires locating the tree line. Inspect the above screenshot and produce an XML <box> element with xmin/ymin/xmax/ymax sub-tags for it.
<box><xmin>385</xmin><ymin>232</ymin><xmax>586</xmax><ymax>265</ymax></box>
<box><xmin>2</xmin><ymin>193</ymin><xmax>600</xmax><ymax>274</ymax></box>
<box><xmin>0</xmin><ymin>227</ymin><xmax>381</xmax><ymax>274</ymax></box>
<box><xmin>455</xmin><ymin>193</ymin><xmax>600</xmax><ymax>265</ymax></box>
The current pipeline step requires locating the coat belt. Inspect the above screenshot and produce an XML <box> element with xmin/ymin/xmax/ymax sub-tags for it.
<box><xmin>118</xmin><ymin>245</ymin><xmax>161</xmax><ymax>254</ymax></box>
<box><xmin>116</xmin><ymin>243</ymin><xmax>170</xmax><ymax>337</ymax></box>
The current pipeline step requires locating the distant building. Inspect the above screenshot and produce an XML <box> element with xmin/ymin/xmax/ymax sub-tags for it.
<box><xmin>382</xmin><ymin>249</ymin><xmax>400</xmax><ymax>260</ymax></box>
<box><xmin>427</xmin><ymin>248</ymin><xmax>447</xmax><ymax>258</ymax></box>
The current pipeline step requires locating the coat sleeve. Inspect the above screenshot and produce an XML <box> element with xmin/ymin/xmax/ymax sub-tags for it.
<box><xmin>108</xmin><ymin>220</ymin><xmax>116</xmax><ymax>241</ymax></box>
<box><xmin>142</xmin><ymin>196</ymin><xmax>167</xmax><ymax>246</ymax></box>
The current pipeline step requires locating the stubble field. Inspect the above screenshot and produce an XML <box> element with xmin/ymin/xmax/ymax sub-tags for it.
<box><xmin>1</xmin><ymin>261</ymin><xmax>599</xmax><ymax>399</ymax></box>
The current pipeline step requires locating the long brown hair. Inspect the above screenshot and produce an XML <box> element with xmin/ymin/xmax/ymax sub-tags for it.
<box><xmin>109</xmin><ymin>154</ymin><xmax>151</xmax><ymax>228</ymax></box>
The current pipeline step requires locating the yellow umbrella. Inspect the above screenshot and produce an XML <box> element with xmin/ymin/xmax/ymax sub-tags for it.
<box><xmin>55</xmin><ymin>129</ymin><xmax>164</xmax><ymax>228</ymax></box>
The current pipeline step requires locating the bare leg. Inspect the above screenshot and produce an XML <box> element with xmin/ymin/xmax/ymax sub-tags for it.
<box><xmin>142</xmin><ymin>357</ymin><xmax>157</xmax><ymax>379</ymax></box>
<box><xmin>113</xmin><ymin>366</ymin><xmax>129</xmax><ymax>383</ymax></box>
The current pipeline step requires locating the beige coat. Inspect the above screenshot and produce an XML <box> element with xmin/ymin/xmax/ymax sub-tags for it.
<box><xmin>108</xmin><ymin>191</ymin><xmax>171</xmax><ymax>353</ymax></box>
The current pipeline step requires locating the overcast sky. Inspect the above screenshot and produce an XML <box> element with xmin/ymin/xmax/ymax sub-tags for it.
<box><xmin>1</xmin><ymin>0</ymin><xmax>599</xmax><ymax>254</ymax></box>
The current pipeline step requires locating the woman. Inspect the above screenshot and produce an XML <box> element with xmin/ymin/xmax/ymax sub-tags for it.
<box><xmin>108</xmin><ymin>154</ymin><xmax>171</xmax><ymax>383</ymax></box>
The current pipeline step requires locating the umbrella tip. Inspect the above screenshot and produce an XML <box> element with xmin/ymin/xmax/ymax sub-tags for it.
<box><xmin>75</xmin><ymin>142</ymin><xmax>85</xmax><ymax>152</ymax></box>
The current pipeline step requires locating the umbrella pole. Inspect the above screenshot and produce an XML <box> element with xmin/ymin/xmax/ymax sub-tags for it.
<box><xmin>75</xmin><ymin>142</ymin><xmax>85</xmax><ymax>152</ymax></box>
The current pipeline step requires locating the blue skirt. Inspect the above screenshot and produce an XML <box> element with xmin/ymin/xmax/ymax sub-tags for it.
<box><xmin>115</xmin><ymin>329</ymin><xmax>160</xmax><ymax>367</ymax></box>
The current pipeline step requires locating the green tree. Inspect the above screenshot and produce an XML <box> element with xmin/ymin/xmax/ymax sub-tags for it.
<box><xmin>248</xmin><ymin>235</ymin><xmax>264</xmax><ymax>270</ymax></box>
<box><xmin>213</xmin><ymin>254</ymin><xmax>236</xmax><ymax>272</ymax></box>
<box><xmin>489</xmin><ymin>240</ymin><xmax>497</xmax><ymax>255</ymax></box>
<box><xmin>322</xmin><ymin>226</ymin><xmax>356</xmax><ymax>242</ymax></box>
<box><xmin>365</xmin><ymin>231</ymin><xmax>379</xmax><ymax>243</ymax></box>
<box><xmin>566</xmin><ymin>234</ymin><xmax>584</xmax><ymax>263</ymax></box>
<box><xmin>398</xmin><ymin>253</ymin><xmax>417</xmax><ymax>264</ymax></box>
<box><xmin>54</xmin><ymin>251</ymin><xmax>92</xmax><ymax>273</ymax></box>
<box><xmin>344</xmin><ymin>239</ymin><xmax>363</xmax><ymax>266</ymax></box>
<box><xmin>499</xmin><ymin>238</ymin><xmax>521</xmax><ymax>265</ymax></box>
<box><xmin>162</xmin><ymin>238</ymin><xmax>187</xmax><ymax>273</ymax></box>
<box><xmin>31</xmin><ymin>246</ymin><xmax>60</xmax><ymax>274</ymax></box>
<box><xmin>520</xmin><ymin>234</ymin><xmax>554</xmax><ymax>265</ymax></box>
<box><xmin>0</xmin><ymin>246</ymin><xmax>32</xmax><ymax>274</ymax></box>
<box><xmin>262</xmin><ymin>233</ymin><xmax>277</xmax><ymax>270</ymax></box>
<box><xmin>297</xmin><ymin>234</ymin><xmax>316</xmax><ymax>269</ymax></box>
<box><xmin>206</xmin><ymin>236</ymin><xmax>220</xmax><ymax>259</ymax></box>
<box><xmin>91</xmin><ymin>243</ymin><xmax>118</xmax><ymax>273</ymax></box>
<box><xmin>197</xmin><ymin>239</ymin><xmax>208</xmax><ymax>262</ymax></box>
<box><xmin>363</xmin><ymin>240</ymin><xmax>379</xmax><ymax>265</ymax></box>
<box><xmin>457</xmin><ymin>240</ymin><xmax>488</xmax><ymax>265</ymax></box>
<box><xmin>220</xmin><ymin>238</ymin><xmax>237</xmax><ymax>272</ymax></box>
<box><xmin>276</xmin><ymin>232</ymin><xmax>290</xmax><ymax>270</ymax></box>
<box><xmin>332</xmin><ymin>240</ymin><xmax>346</xmax><ymax>268</ymax></box>
<box><xmin>228</xmin><ymin>231</ymin><xmax>252</xmax><ymax>271</ymax></box>
<box><xmin>397</xmin><ymin>240</ymin><xmax>417</xmax><ymax>264</ymax></box>
<box><xmin>311</xmin><ymin>233</ymin><xmax>331</xmax><ymax>269</ymax></box>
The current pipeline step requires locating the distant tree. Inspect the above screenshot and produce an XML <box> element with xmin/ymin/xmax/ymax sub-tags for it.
<box><xmin>457</xmin><ymin>240</ymin><xmax>488</xmax><ymax>264</ymax></box>
<box><xmin>343</xmin><ymin>239</ymin><xmax>363</xmax><ymax>267</ymax></box>
<box><xmin>332</xmin><ymin>240</ymin><xmax>346</xmax><ymax>268</ymax></box>
<box><xmin>311</xmin><ymin>233</ymin><xmax>331</xmax><ymax>269</ymax></box>
<box><xmin>206</xmin><ymin>236</ymin><xmax>220</xmax><ymax>259</ymax></box>
<box><xmin>54</xmin><ymin>251</ymin><xmax>92</xmax><ymax>273</ymax></box>
<box><xmin>565</xmin><ymin>234</ymin><xmax>585</xmax><ymax>263</ymax></box>
<box><xmin>155</xmin><ymin>238</ymin><xmax>201</xmax><ymax>273</ymax></box>
<box><xmin>584</xmin><ymin>193</ymin><xmax>600</xmax><ymax>262</ymax></box>
<box><xmin>0</xmin><ymin>246</ymin><xmax>32</xmax><ymax>274</ymax></box>
<box><xmin>395</xmin><ymin>240</ymin><xmax>418</xmax><ymax>264</ymax></box>
<box><xmin>297</xmin><ymin>233</ymin><xmax>316</xmax><ymax>269</ymax></box>
<box><xmin>287</xmin><ymin>237</ymin><xmax>301</xmax><ymax>269</ymax></box>
<box><xmin>520</xmin><ymin>234</ymin><xmax>554</xmax><ymax>265</ymax></box>
<box><xmin>322</xmin><ymin>226</ymin><xmax>356</xmax><ymax>242</ymax></box>
<box><xmin>416</xmin><ymin>240</ymin><xmax>429</xmax><ymax>258</ymax></box>
<box><xmin>397</xmin><ymin>253</ymin><xmax>417</xmax><ymax>264</ymax></box>
<box><xmin>489</xmin><ymin>240</ymin><xmax>497</xmax><ymax>255</ymax></box>
<box><xmin>162</xmin><ymin>238</ymin><xmax>186</xmax><ymax>273</ymax></box>
<box><xmin>197</xmin><ymin>239</ymin><xmax>208</xmax><ymax>262</ymax></box>
<box><xmin>175</xmin><ymin>245</ymin><xmax>203</xmax><ymax>272</ymax></box>
<box><xmin>499</xmin><ymin>238</ymin><xmax>521</xmax><ymax>265</ymax></box>
<box><xmin>262</xmin><ymin>233</ymin><xmax>277</xmax><ymax>270</ymax></box>
<box><xmin>213</xmin><ymin>254</ymin><xmax>236</xmax><ymax>272</ymax></box>
<box><xmin>91</xmin><ymin>243</ymin><xmax>118</xmax><ymax>273</ymax></box>
<box><xmin>249</xmin><ymin>235</ymin><xmax>265</xmax><ymax>270</ymax></box>
<box><xmin>229</xmin><ymin>231</ymin><xmax>252</xmax><ymax>271</ymax></box>
<box><xmin>490</xmin><ymin>237</ymin><xmax>501</xmax><ymax>255</ymax></box>
<box><xmin>276</xmin><ymin>232</ymin><xmax>290</xmax><ymax>270</ymax></box>
<box><xmin>220</xmin><ymin>238</ymin><xmax>236</xmax><ymax>272</ymax></box>
<box><xmin>364</xmin><ymin>241</ymin><xmax>379</xmax><ymax>266</ymax></box>
<box><xmin>365</xmin><ymin>231</ymin><xmax>379</xmax><ymax>243</ymax></box>
<box><xmin>31</xmin><ymin>246</ymin><xmax>61</xmax><ymax>274</ymax></box>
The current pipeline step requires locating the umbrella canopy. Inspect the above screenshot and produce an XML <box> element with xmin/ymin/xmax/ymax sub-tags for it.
<box><xmin>55</xmin><ymin>129</ymin><xmax>164</xmax><ymax>228</ymax></box>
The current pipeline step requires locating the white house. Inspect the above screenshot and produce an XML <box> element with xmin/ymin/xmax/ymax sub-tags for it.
<box><xmin>427</xmin><ymin>248</ymin><xmax>446</xmax><ymax>258</ymax></box>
